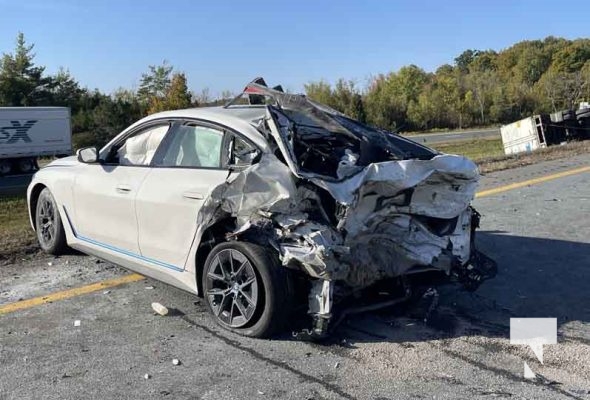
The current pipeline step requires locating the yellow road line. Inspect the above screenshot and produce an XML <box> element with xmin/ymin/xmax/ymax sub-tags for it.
<box><xmin>476</xmin><ymin>165</ymin><xmax>590</xmax><ymax>198</ymax></box>
<box><xmin>0</xmin><ymin>274</ymin><xmax>144</xmax><ymax>316</ymax></box>
<box><xmin>1</xmin><ymin>165</ymin><xmax>589</xmax><ymax>316</ymax></box>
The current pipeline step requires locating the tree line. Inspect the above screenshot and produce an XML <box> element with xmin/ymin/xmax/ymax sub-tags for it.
<box><xmin>1</xmin><ymin>33</ymin><xmax>590</xmax><ymax>149</ymax></box>
<box><xmin>305</xmin><ymin>37</ymin><xmax>590</xmax><ymax>132</ymax></box>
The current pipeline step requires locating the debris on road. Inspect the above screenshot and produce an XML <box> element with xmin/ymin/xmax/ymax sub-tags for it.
<box><xmin>422</xmin><ymin>288</ymin><xmax>440</xmax><ymax>323</ymax></box>
<box><xmin>145</xmin><ymin>286</ymin><xmax>154</xmax><ymax>290</ymax></box>
<box><xmin>144</xmin><ymin>374</ymin><xmax>151</xmax><ymax>380</ymax></box>
<box><xmin>151</xmin><ymin>302</ymin><xmax>169</xmax><ymax>316</ymax></box>
<box><xmin>47</xmin><ymin>262</ymin><xmax>52</xmax><ymax>266</ymax></box>
<box><xmin>103</xmin><ymin>290</ymin><xmax>110</xmax><ymax>295</ymax></box>
<box><xmin>172</xmin><ymin>359</ymin><xmax>181</xmax><ymax>366</ymax></box>
<box><xmin>73</xmin><ymin>320</ymin><xmax>81</xmax><ymax>327</ymax></box>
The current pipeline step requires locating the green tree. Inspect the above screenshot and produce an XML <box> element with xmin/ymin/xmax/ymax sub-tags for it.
<box><xmin>137</xmin><ymin>61</ymin><xmax>173</xmax><ymax>104</ymax></box>
<box><xmin>304</xmin><ymin>80</ymin><xmax>336</xmax><ymax>108</ymax></box>
<box><xmin>147</xmin><ymin>72</ymin><xmax>192</xmax><ymax>114</ymax></box>
<box><xmin>537</xmin><ymin>68</ymin><xmax>588</xmax><ymax>111</ymax></box>
<box><xmin>0</xmin><ymin>32</ymin><xmax>52</xmax><ymax>106</ymax></box>
<box><xmin>50</xmin><ymin>68</ymin><xmax>84</xmax><ymax>110</ymax></box>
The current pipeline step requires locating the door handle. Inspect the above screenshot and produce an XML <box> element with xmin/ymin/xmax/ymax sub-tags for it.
<box><xmin>182</xmin><ymin>191</ymin><xmax>204</xmax><ymax>200</ymax></box>
<box><xmin>116</xmin><ymin>184</ymin><xmax>132</xmax><ymax>193</ymax></box>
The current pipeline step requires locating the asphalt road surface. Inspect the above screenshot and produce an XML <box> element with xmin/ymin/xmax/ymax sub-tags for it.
<box><xmin>405</xmin><ymin>128</ymin><xmax>500</xmax><ymax>145</ymax></box>
<box><xmin>1</xmin><ymin>155</ymin><xmax>589</xmax><ymax>400</ymax></box>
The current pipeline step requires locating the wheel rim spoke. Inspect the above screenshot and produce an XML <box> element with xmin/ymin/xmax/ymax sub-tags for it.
<box><xmin>207</xmin><ymin>270</ymin><xmax>226</xmax><ymax>283</ymax></box>
<box><xmin>234</xmin><ymin>260</ymin><xmax>248</xmax><ymax>280</ymax></box>
<box><xmin>240</xmin><ymin>277</ymin><xmax>256</xmax><ymax>289</ymax></box>
<box><xmin>234</xmin><ymin>296</ymin><xmax>252</xmax><ymax>320</ymax></box>
<box><xmin>239</xmin><ymin>289</ymin><xmax>254</xmax><ymax>306</ymax></box>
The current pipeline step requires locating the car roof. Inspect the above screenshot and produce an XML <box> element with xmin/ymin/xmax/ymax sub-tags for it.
<box><xmin>143</xmin><ymin>105</ymin><xmax>270</xmax><ymax>150</ymax></box>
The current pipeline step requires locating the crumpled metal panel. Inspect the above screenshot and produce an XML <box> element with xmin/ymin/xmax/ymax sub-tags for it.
<box><xmin>307</xmin><ymin>154</ymin><xmax>478</xmax><ymax>209</ymax></box>
<box><xmin>195</xmin><ymin>151</ymin><xmax>479</xmax><ymax>289</ymax></box>
<box><xmin>192</xmin><ymin>97</ymin><xmax>480</xmax><ymax>291</ymax></box>
<box><xmin>220</xmin><ymin>154</ymin><xmax>297</xmax><ymax>227</ymax></box>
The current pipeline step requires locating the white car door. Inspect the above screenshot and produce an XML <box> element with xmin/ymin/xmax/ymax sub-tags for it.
<box><xmin>135</xmin><ymin>122</ymin><xmax>257</xmax><ymax>270</ymax></box>
<box><xmin>72</xmin><ymin>123</ymin><xmax>170</xmax><ymax>253</ymax></box>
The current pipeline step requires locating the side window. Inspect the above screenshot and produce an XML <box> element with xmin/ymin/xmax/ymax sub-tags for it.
<box><xmin>116</xmin><ymin>124</ymin><xmax>169</xmax><ymax>166</ymax></box>
<box><xmin>157</xmin><ymin>125</ymin><xmax>224</xmax><ymax>168</ymax></box>
<box><xmin>230</xmin><ymin>135</ymin><xmax>258</xmax><ymax>167</ymax></box>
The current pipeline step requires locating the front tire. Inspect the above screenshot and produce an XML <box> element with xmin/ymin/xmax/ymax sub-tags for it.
<box><xmin>202</xmin><ymin>241</ymin><xmax>293</xmax><ymax>338</ymax></box>
<box><xmin>35</xmin><ymin>188</ymin><xmax>68</xmax><ymax>255</ymax></box>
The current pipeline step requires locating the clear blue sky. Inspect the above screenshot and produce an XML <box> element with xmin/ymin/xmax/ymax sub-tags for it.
<box><xmin>1</xmin><ymin>0</ymin><xmax>588</xmax><ymax>96</ymax></box>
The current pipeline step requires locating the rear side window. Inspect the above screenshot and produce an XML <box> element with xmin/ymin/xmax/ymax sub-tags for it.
<box><xmin>156</xmin><ymin>125</ymin><xmax>224</xmax><ymax>168</ymax></box>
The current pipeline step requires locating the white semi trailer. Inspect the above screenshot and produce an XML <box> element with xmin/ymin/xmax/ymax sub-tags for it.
<box><xmin>500</xmin><ymin>115</ymin><xmax>552</xmax><ymax>155</ymax></box>
<box><xmin>0</xmin><ymin>107</ymin><xmax>72</xmax><ymax>175</ymax></box>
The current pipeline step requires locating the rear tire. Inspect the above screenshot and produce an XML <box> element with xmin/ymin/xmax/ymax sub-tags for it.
<box><xmin>202</xmin><ymin>241</ymin><xmax>293</xmax><ymax>338</ymax></box>
<box><xmin>35</xmin><ymin>188</ymin><xmax>68</xmax><ymax>255</ymax></box>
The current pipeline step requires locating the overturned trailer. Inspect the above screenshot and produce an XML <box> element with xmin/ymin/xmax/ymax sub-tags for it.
<box><xmin>501</xmin><ymin>107</ymin><xmax>590</xmax><ymax>156</ymax></box>
<box><xmin>194</xmin><ymin>79</ymin><xmax>497</xmax><ymax>337</ymax></box>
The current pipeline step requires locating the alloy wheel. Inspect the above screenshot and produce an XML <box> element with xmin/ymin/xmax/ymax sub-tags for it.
<box><xmin>37</xmin><ymin>196</ymin><xmax>57</xmax><ymax>248</ymax></box>
<box><xmin>205</xmin><ymin>249</ymin><xmax>259</xmax><ymax>328</ymax></box>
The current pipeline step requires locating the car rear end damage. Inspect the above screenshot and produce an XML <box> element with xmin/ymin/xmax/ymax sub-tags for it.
<box><xmin>194</xmin><ymin>79</ymin><xmax>497</xmax><ymax>337</ymax></box>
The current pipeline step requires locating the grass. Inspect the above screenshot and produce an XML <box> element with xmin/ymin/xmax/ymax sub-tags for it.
<box><xmin>432</xmin><ymin>137</ymin><xmax>590</xmax><ymax>173</ymax></box>
<box><xmin>403</xmin><ymin>125</ymin><xmax>499</xmax><ymax>136</ymax></box>
<box><xmin>432</xmin><ymin>138</ymin><xmax>505</xmax><ymax>161</ymax></box>
<box><xmin>0</xmin><ymin>196</ymin><xmax>38</xmax><ymax>263</ymax></box>
<box><xmin>475</xmin><ymin>140</ymin><xmax>590</xmax><ymax>173</ymax></box>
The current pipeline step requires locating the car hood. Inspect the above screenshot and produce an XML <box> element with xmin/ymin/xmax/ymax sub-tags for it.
<box><xmin>43</xmin><ymin>155</ymin><xmax>78</xmax><ymax>168</ymax></box>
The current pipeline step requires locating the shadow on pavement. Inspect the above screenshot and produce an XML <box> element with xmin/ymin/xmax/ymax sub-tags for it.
<box><xmin>329</xmin><ymin>230</ymin><xmax>590</xmax><ymax>344</ymax></box>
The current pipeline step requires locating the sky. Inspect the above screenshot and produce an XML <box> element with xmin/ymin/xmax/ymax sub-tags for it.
<box><xmin>0</xmin><ymin>0</ymin><xmax>588</xmax><ymax>96</ymax></box>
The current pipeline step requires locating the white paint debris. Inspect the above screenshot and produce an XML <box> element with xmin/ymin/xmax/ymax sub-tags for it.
<box><xmin>144</xmin><ymin>373</ymin><xmax>151</xmax><ymax>380</ymax></box>
<box><xmin>103</xmin><ymin>290</ymin><xmax>111</xmax><ymax>295</ymax></box>
<box><xmin>334</xmin><ymin>362</ymin><xmax>340</xmax><ymax>369</ymax></box>
<box><xmin>145</xmin><ymin>286</ymin><xmax>154</xmax><ymax>290</ymax></box>
<box><xmin>47</xmin><ymin>262</ymin><xmax>52</xmax><ymax>266</ymax></box>
<box><xmin>172</xmin><ymin>359</ymin><xmax>181</xmax><ymax>366</ymax></box>
<box><xmin>73</xmin><ymin>320</ymin><xmax>81</xmax><ymax>327</ymax></box>
<box><xmin>151</xmin><ymin>302</ymin><xmax>169</xmax><ymax>316</ymax></box>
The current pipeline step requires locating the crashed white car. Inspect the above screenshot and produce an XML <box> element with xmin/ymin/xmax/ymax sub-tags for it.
<box><xmin>27</xmin><ymin>79</ymin><xmax>496</xmax><ymax>338</ymax></box>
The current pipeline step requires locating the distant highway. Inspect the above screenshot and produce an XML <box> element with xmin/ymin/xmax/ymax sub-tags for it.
<box><xmin>403</xmin><ymin>127</ymin><xmax>501</xmax><ymax>145</ymax></box>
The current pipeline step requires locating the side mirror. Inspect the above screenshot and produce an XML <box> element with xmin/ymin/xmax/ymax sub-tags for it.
<box><xmin>77</xmin><ymin>147</ymin><xmax>99</xmax><ymax>164</ymax></box>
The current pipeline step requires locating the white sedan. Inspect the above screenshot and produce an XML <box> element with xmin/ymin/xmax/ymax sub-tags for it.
<box><xmin>27</xmin><ymin>79</ymin><xmax>496</xmax><ymax>338</ymax></box>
